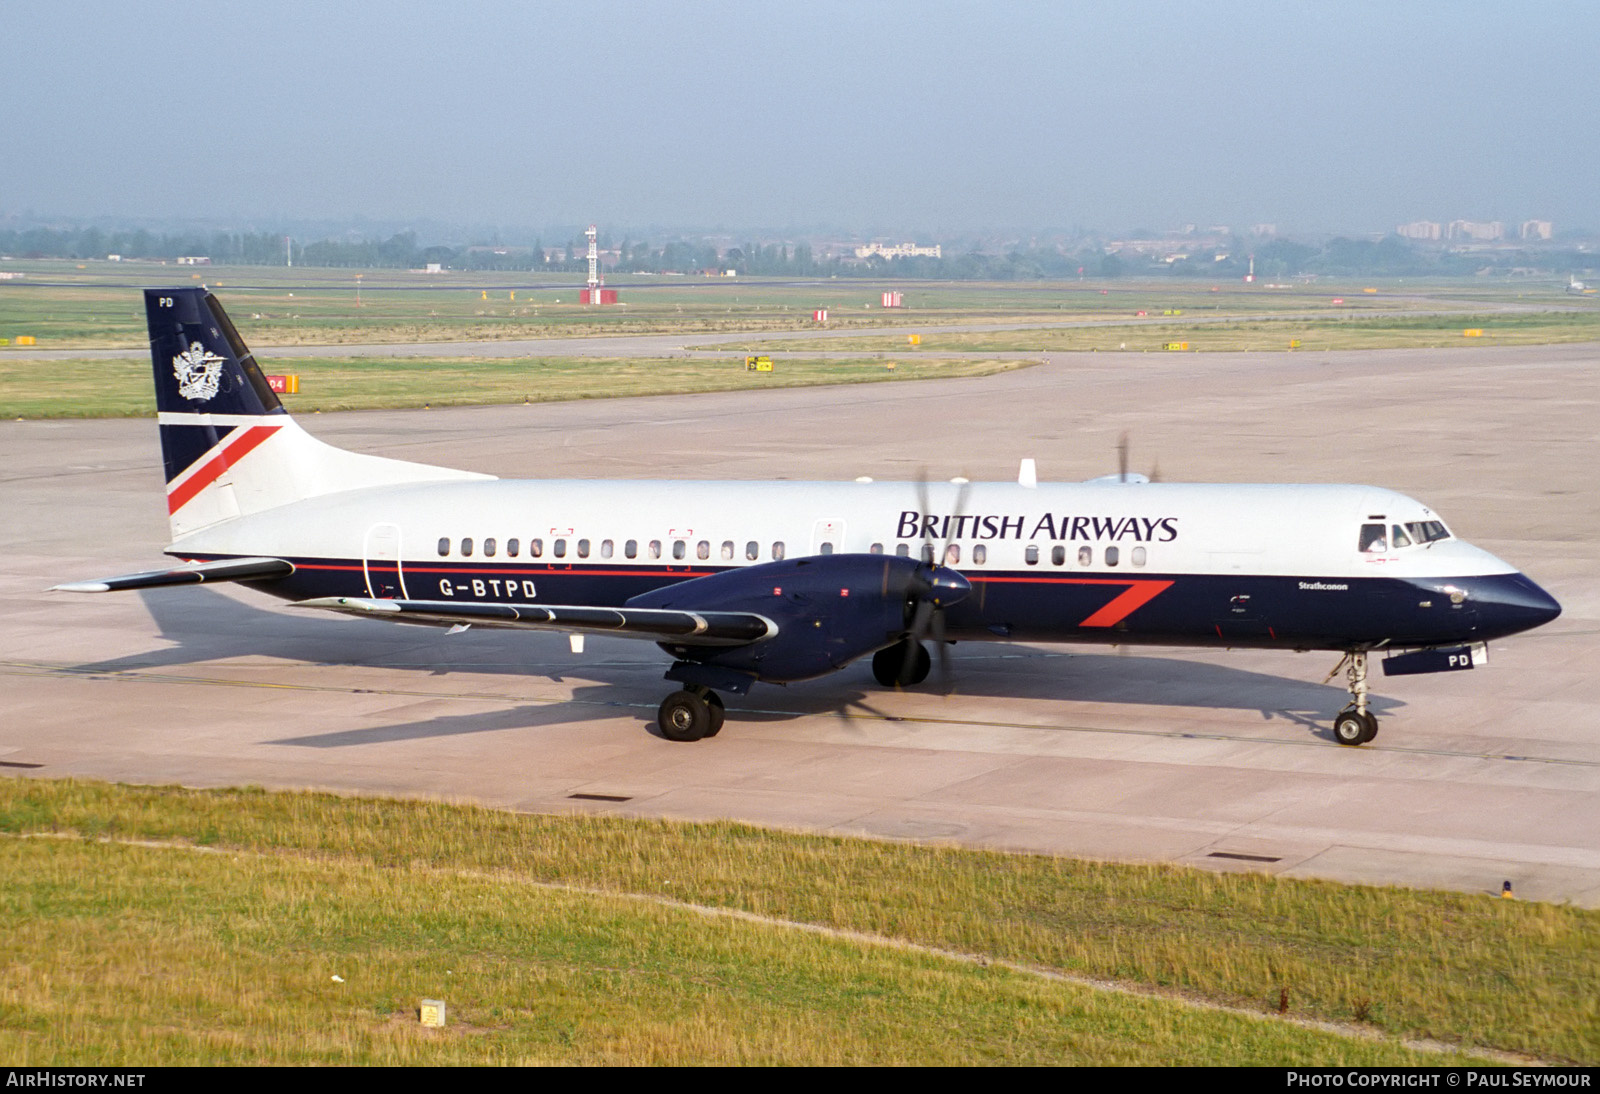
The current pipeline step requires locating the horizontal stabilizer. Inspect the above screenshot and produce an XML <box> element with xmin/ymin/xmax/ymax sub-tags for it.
<box><xmin>52</xmin><ymin>556</ymin><xmax>294</xmax><ymax>593</ymax></box>
<box><xmin>294</xmin><ymin>597</ymin><xmax>777</xmax><ymax>646</ymax></box>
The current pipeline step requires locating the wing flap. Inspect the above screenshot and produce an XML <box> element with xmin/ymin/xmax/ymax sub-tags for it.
<box><xmin>52</xmin><ymin>556</ymin><xmax>294</xmax><ymax>593</ymax></box>
<box><xmin>293</xmin><ymin>596</ymin><xmax>777</xmax><ymax>646</ymax></box>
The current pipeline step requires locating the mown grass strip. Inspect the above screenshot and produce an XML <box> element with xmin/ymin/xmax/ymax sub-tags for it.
<box><xmin>0</xmin><ymin>779</ymin><xmax>1593</xmax><ymax>1063</ymax></box>
<box><xmin>0</xmin><ymin>832</ymin><xmax>1517</xmax><ymax>1067</ymax></box>
<box><xmin>0</xmin><ymin>355</ymin><xmax>1028</xmax><ymax>419</ymax></box>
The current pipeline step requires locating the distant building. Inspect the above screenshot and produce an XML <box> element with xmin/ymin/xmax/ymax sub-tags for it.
<box><xmin>175</xmin><ymin>256</ymin><xmax>211</xmax><ymax>265</ymax></box>
<box><xmin>1520</xmin><ymin>220</ymin><xmax>1553</xmax><ymax>241</ymax></box>
<box><xmin>855</xmin><ymin>241</ymin><xmax>942</xmax><ymax>260</ymax></box>
<box><xmin>1447</xmin><ymin>220</ymin><xmax>1503</xmax><ymax>241</ymax></box>
<box><xmin>1397</xmin><ymin>221</ymin><xmax>1441</xmax><ymax>241</ymax></box>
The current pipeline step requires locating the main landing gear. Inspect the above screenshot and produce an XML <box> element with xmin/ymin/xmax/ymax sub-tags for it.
<box><xmin>657</xmin><ymin>686</ymin><xmax>726</xmax><ymax>742</ymax></box>
<box><xmin>1327</xmin><ymin>650</ymin><xmax>1378</xmax><ymax>746</ymax></box>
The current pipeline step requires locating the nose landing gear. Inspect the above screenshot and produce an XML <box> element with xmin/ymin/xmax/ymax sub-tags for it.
<box><xmin>1327</xmin><ymin>651</ymin><xmax>1378</xmax><ymax>746</ymax></box>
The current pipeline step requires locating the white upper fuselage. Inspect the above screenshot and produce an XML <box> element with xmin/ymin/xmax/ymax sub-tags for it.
<box><xmin>170</xmin><ymin>477</ymin><xmax>1515</xmax><ymax>583</ymax></box>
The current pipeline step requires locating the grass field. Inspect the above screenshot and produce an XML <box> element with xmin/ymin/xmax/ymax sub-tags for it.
<box><xmin>739</xmin><ymin>309</ymin><xmax>1600</xmax><ymax>355</ymax></box>
<box><xmin>1</xmin><ymin>779</ymin><xmax>1594</xmax><ymax>1065</ymax></box>
<box><xmin>0</xmin><ymin>355</ymin><xmax>1028</xmax><ymax>419</ymax></box>
<box><xmin>0</xmin><ymin>261</ymin><xmax>1478</xmax><ymax>350</ymax></box>
<box><xmin>2</xmin><ymin>264</ymin><xmax>1594</xmax><ymax>418</ymax></box>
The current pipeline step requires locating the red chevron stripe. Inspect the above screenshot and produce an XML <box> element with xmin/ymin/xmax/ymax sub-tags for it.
<box><xmin>972</xmin><ymin>575</ymin><xmax>1174</xmax><ymax>627</ymax></box>
<box><xmin>166</xmin><ymin>425</ymin><xmax>281</xmax><ymax>515</ymax></box>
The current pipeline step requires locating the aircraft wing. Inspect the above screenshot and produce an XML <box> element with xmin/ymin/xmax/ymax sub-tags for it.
<box><xmin>52</xmin><ymin>557</ymin><xmax>294</xmax><ymax>593</ymax></box>
<box><xmin>292</xmin><ymin>596</ymin><xmax>777</xmax><ymax>647</ymax></box>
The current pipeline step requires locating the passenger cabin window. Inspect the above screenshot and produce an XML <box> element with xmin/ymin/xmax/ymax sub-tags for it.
<box><xmin>483</xmin><ymin>538</ymin><xmax>496</xmax><ymax>557</ymax></box>
<box><xmin>1359</xmin><ymin>524</ymin><xmax>1387</xmax><ymax>553</ymax></box>
<box><xmin>745</xmin><ymin>541</ymin><xmax>759</xmax><ymax>560</ymax></box>
<box><xmin>1078</xmin><ymin>546</ymin><xmax>1092</xmax><ymax>566</ymax></box>
<box><xmin>869</xmin><ymin>542</ymin><xmax>883</xmax><ymax>555</ymax></box>
<box><xmin>697</xmin><ymin>540</ymin><xmax>709</xmax><ymax>560</ymax></box>
<box><xmin>461</xmin><ymin>537</ymin><xmax>474</xmax><ymax>557</ymax></box>
<box><xmin>820</xmin><ymin>542</ymin><xmax>834</xmax><ymax>555</ymax></box>
<box><xmin>973</xmin><ymin>544</ymin><xmax>987</xmax><ymax>565</ymax></box>
<box><xmin>437</xmin><ymin>537</ymin><xmax>450</xmax><ymax>557</ymax></box>
<box><xmin>1105</xmin><ymin>545</ymin><xmax>1120</xmax><ymax>567</ymax></box>
<box><xmin>577</xmin><ymin>539</ymin><xmax>590</xmax><ymax>559</ymax></box>
<box><xmin>1024</xmin><ymin>545</ymin><xmax>1039</xmax><ymax>566</ymax></box>
<box><xmin>772</xmin><ymin>541</ymin><xmax>786</xmax><ymax>560</ymax></box>
<box><xmin>921</xmin><ymin>543</ymin><xmax>936</xmax><ymax>563</ymax></box>
<box><xmin>672</xmin><ymin>540</ymin><xmax>686</xmax><ymax>560</ymax></box>
<box><xmin>1132</xmin><ymin>546</ymin><xmax>1147</xmax><ymax>567</ymax></box>
<box><xmin>625</xmin><ymin>539</ymin><xmax>638</xmax><ymax>559</ymax></box>
<box><xmin>530</xmin><ymin>538</ymin><xmax>543</xmax><ymax>558</ymax></box>
<box><xmin>507</xmin><ymin>538</ymin><xmax>520</xmax><ymax>558</ymax></box>
<box><xmin>1051</xmin><ymin>546</ymin><xmax>1065</xmax><ymax>566</ymax></box>
<box><xmin>601</xmin><ymin>539</ymin><xmax>614</xmax><ymax>559</ymax></box>
<box><xmin>553</xmin><ymin>539</ymin><xmax>567</xmax><ymax>558</ymax></box>
<box><xmin>895</xmin><ymin>543</ymin><xmax>911</xmax><ymax>558</ymax></box>
<box><xmin>944</xmin><ymin>544</ymin><xmax>959</xmax><ymax>565</ymax></box>
<box><xmin>649</xmin><ymin>540</ymin><xmax>661</xmax><ymax>560</ymax></box>
<box><xmin>721</xmin><ymin>541</ymin><xmax>734</xmax><ymax>560</ymax></box>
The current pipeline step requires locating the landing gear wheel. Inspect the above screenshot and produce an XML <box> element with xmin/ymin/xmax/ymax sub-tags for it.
<box><xmin>1333</xmin><ymin>707</ymin><xmax>1377</xmax><ymax>747</ymax></box>
<box><xmin>1327</xmin><ymin>651</ymin><xmax>1378</xmax><ymax>747</ymax></box>
<box><xmin>703</xmin><ymin>692</ymin><xmax>726</xmax><ymax>738</ymax></box>
<box><xmin>658</xmin><ymin>689</ymin><xmax>712</xmax><ymax>742</ymax></box>
<box><xmin>872</xmin><ymin>642</ymin><xmax>931</xmax><ymax>688</ymax></box>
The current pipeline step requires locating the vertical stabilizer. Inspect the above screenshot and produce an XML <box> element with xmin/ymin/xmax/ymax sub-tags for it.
<box><xmin>145</xmin><ymin>288</ymin><xmax>491</xmax><ymax>541</ymax></box>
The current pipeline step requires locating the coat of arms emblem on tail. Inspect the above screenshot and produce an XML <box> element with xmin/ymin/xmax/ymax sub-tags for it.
<box><xmin>173</xmin><ymin>343</ymin><xmax>224</xmax><ymax>401</ymax></box>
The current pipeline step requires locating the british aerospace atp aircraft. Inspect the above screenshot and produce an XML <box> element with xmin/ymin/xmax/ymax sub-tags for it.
<box><xmin>57</xmin><ymin>288</ymin><xmax>1562</xmax><ymax>745</ymax></box>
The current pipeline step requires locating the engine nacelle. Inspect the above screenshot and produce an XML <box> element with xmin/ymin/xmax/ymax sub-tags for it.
<box><xmin>628</xmin><ymin>554</ymin><xmax>924</xmax><ymax>683</ymax></box>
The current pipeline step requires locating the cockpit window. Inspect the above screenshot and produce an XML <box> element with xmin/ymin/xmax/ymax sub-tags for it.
<box><xmin>1391</xmin><ymin>524</ymin><xmax>1413</xmax><ymax>549</ymax></box>
<box><xmin>1359</xmin><ymin>524</ymin><xmax>1387</xmax><ymax>553</ymax></box>
<box><xmin>1405</xmin><ymin>520</ymin><xmax>1451</xmax><ymax>544</ymax></box>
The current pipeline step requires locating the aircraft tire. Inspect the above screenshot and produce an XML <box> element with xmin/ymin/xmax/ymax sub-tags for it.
<box><xmin>872</xmin><ymin>642</ymin><xmax>931</xmax><ymax>688</ymax></box>
<box><xmin>704</xmin><ymin>692</ymin><xmax>726</xmax><ymax>737</ymax></box>
<box><xmin>1357</xmin><ymin>711</ymin><xmax>1379</xmax><ymax>744</ymax></box>
<box><xmin>1333</xmin><ymin>708</ymin><xmax>1369</xmax><ymax>747</ymax></box>
<box><xmin>659</xmin><ymin>690</ymin><xmax>711</xmax><ymax>742</ymax></box>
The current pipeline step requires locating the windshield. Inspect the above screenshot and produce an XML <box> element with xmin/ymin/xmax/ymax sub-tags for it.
<box><xmin>1405</xmin><ymin>520</ymin><xmax>1451</xmax><ymax>544</ymax></box>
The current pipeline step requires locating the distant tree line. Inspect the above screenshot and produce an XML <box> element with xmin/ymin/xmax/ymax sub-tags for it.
<box><xmin>3</xmin><ymin>225</ymin><xmax>1589</xmax><ymax>279</ymax></box>
<box><xmin>0</xmin><ymin>227</ymin><xmax>291</xmax><ymax>264</ymax></box>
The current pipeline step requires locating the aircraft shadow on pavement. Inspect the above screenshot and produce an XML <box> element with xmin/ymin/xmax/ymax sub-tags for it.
<box><xmin>69</xmin><ymin>587</ymin><xmax>1389</xmax><ymax>743</ymax></box>
<box><xmin>264</xmin><ymin>684</ymin><xmax>629</xmax><ymax>749</ymax></box>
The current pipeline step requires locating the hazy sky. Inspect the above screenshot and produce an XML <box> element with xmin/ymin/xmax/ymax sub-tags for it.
<box><xmin>3</xmin><ymin>1</ymin><xmax>1595</xmax><ymax>235</ymax></box>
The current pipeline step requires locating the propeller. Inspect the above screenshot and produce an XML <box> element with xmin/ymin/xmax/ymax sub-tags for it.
<box><xmin>900</xmin><ymin>471</ymin><xmax>973</xmax><ymax>690</ymax></box>
<box><xmin>1116</xmin><ymin>432</ymin><xmax>1162</xmax><ymax>484</ymax></box>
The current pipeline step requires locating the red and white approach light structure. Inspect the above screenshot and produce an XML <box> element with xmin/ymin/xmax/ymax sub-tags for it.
<box><xmin>581</xmin><ymin>225</ymin><xmax>619</xmax><ymax>305</ymax></box>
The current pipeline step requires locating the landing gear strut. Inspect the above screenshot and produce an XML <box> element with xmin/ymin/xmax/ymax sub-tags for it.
<box><xmin>657</xmin><ymin>685</ymin><xmax>725</xmax><ymax>742</ymax></box>
<box><xmin>1327</xmin><ymin>651</ymin><xmax>1378</xmax><ymax>746</ymax></box>
<box><xmin>871</xmin><ymin>640</ymin><xmax>930</xmax><ymax>688</ymax></box>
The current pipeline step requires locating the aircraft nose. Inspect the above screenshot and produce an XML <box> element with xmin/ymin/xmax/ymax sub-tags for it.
<box><xmin>1471</xmin><ymin>572</ymin><xmax>1562</xmax><ymax>637</ymax></box>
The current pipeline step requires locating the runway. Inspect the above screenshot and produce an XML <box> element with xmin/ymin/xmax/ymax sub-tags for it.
<box><xmin>3</xmin><ymin>341</ymin><xmax>1596</xmax><ymax>904</ymax></box>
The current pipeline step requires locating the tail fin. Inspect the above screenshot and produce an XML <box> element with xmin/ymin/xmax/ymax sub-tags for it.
<box><xmin>146</xmin><ymin>287</ymin><xmax>491</xmax><ymax>541</ymax></box>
